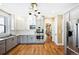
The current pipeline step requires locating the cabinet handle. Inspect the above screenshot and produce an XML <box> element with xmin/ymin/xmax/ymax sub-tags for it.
<box><xmin>76</xmin><ymin>24</ymin><xmax>79</xmax><ymax>48</ymax></box>
<box><xmin>12</xmin><ymin>39</ymin><xmax>14</xmax><ymax>40</ymax></box>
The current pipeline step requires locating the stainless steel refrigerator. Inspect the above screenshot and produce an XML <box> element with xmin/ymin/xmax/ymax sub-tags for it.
<box><xmin>66</xmin><ymin>21</ymin><xmax>79</xmax><ymax>55</ymax></box>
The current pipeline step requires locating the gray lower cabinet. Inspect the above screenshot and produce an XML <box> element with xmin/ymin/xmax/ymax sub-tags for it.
<box><xmin>27</xmin><ymin>35</ymin><xmax>36</xmax><ymax>43</ymax></box>
<box><xmin>18</xmin><ymin>35</ymin><xmax>44</xmax><ymax>44</ymax></box>
<box><xmin>19</xmin><ymin>35</ymin><xmax>36</xmax><ymax>43</ymax></box>
<box><xmin>0</xmin><ymin>40</ymin><xmax>5</xmax><ymax>55</ymax></box>
<box><xmin>12</xmin><ymin>37</ymin><xmax>18</xmax><ymax>47</ymax></box>
<box><xmin>27</xmin><ymin>35</ymin><xmax>31</xmax><ymax>43</ymax></box>
<box><xmin>17</xmin><ymin>35</ymin><xmax>21</xmax><ymax>43</ymax></box>
<box><xmin>5</xmin><ymin>36</ymin><xmax>17</xmax><ymax>52</ymax></box>
<box><xmin>5</xmin><ymin>38</ymin><xmax>13</xmax><ymax>52</ymax></box>
<box><xmin>20</xmin><ymin>35</ymin><xmax>28</xmax><ymax>43</ymax></box>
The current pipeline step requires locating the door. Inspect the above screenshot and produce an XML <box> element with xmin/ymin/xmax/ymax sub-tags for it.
<box><xmin>53</xmin><ymin>18</ymin><xmax>58</xmax><ymax>44</ymax></box>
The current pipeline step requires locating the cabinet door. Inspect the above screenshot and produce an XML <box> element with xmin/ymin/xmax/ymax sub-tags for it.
<box><xmin>15</xmin><ymin>17</ymin><xmax>26</xmax><ymax>30</ymax></box>
<box><xmin>27</xmin><ymin>35</ymin><xmax>31</xmax><ymax>43</ymax></box>
<box><xmin>70</xmin><ymin>6</ymin><xmax>79</xmax><ymax>19</ymax></box>
<box><xmin>30</xmin><ymin>36</ymin><xmax>35</xmax><ymax>43</ymax></box>
<box><xmin>27</xmin><ymin>35</ymin><xmax>36</xmax><ymax>43</ymax></box>
<box><xmin>40</xmin><ymin>19</ymin><xmax>44</xmax><ymax>28</ymax></box>
<box><xmin>64</xmin><ymin>12</ymin><xmax>69</xmax><ymax>21</ymax></box>
<box><xmin>0</xmin><ymin>40</ymin><xmax>5</xmax><ymax>55</ymax></box>
<box><xmin>5</xmin><ymin>39</ymin><xmax>13</xmax><ymax>52</ymax></box>
<box><xmin>21</xmin><ymin>35</ymin><xmax>28</xmax><ymax>43</ymax></box>
<box><xmin>12</xmin><ymin>37</ymin><xmax>17</xmax><ymax>47</ymax></box>
<box><xmin>31</xmin><ymin>36</ymin><xmax>36</xmax><ymax>43</ymax></box>
<box><xmin>36</xmin><ymin>19</ymin><xmax>40</xmax><ymax>28</ymax></box>
<box><xmin>5</xmin><ymin>37</ymin><xmax>18</xmax><ymax>52</ymax></box>
<box><xmin>17</xmin><ymin>35</ymin><xmax>21</xmax><ymax>43</ymax></box>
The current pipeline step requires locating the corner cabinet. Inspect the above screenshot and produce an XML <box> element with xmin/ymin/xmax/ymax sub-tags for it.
<box><xmin>5</xmin><ymin>36</ymin><xmax>17</xmax><ymax>52</ymax></box>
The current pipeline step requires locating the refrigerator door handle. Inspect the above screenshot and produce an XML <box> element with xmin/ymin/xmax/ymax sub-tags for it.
<box><xmin>76</xmin><ymin>24</ymin><xmax>79</xmax><ymax>48</ymax></box>
<box><xmin>78</xmin><ymin>24</ymin><xmax>79</xmax><ymax>48</ymax></box>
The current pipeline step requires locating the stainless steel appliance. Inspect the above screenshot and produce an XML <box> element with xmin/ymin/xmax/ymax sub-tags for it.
<box><xmin>66</xmin><ymin>21</ymin><xmax>79</xmax><ymax>55</ymax></box>
<box><xmin>36</xmin><ymin>27</ymin><xmax>44</xmax><ymax>40</ymax></box>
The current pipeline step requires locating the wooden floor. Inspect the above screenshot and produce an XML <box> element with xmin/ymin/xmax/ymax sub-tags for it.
<box><xmin>6</xmin><ymin>36</ymin><xmax>64</xmax><ymax>55</ymax></box>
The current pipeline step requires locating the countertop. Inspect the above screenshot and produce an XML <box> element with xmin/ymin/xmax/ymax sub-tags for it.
<box><xmin>0</xmin><ymin>35</ymin><xmax>17</xmax><ymax>41</ymax></box>
<box><xmin>0</xmin><ymin>30</ymin><xmax>45</xmax><ymax>41</ymax></box>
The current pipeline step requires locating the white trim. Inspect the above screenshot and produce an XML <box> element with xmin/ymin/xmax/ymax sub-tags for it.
<box><xmin>56</xmin><ymin>41</ymin><xmax>64</xmax><ymax>45</ymax></box>
<box><xmin>67</xmin><ymin>46</ymin><xmax>79</xmax><ymax>55</ymax></box>
<box><xmin>62</xmin><ymin>16</ymin><xmax>64</xmax><ymax>45</ymax></box>
<box><xmin>54</xmin><ymin>41</ymin><xmax>64</xmax><ymax>45</ymax></box>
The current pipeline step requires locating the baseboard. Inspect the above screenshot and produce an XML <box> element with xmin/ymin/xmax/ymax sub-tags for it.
<box><xmin>53</xmin><ymin>41</ymin><xmax>64</xmax><ymax>46</ymax></box>
<box><xmin>19</xmin><ymin>43</ymin><xmax>44</xmax><ymax>45</ymax></box>
<box><xmin>57</xmin><ymin>43</ymin><xmax>64</xmax><ymax>46</ymax></box>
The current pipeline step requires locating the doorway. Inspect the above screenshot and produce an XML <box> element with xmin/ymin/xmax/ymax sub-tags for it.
<box><xmin>44</xmin><ymin>17</ymin><xmax>54</xmax><ymax>43</ymax></box>
<box><xmin>45</xmin><ymin>23</ymin><xmax>52</xmax><ymax>43</ymax></box>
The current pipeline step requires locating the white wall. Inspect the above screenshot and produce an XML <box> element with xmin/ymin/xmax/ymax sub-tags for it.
<box><xmin>15</xmin><ymin>16</ymin><xmax>26</xmax><ymax>30</ymax></box>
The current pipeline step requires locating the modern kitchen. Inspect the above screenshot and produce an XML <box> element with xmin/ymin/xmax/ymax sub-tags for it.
<box><xmin>0</xmin><ymin>3</ymin><xmax>79</xmax><ymax>55</ymax></box>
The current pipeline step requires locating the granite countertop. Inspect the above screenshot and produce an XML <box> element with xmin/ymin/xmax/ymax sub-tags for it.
<box><xmin>0</xmin><ymin>39</ymin><xmax>5</xmax><ymax>41</ymax></box>
<box><xmin>0</xmin><ymin>35</ymin><xmax>17</xmax><ymax>41</ymax></box>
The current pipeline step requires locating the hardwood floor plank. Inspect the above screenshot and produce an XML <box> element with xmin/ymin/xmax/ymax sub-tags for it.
<box><xmin>6</xmin><ymin>42</ymin><xmax>64</xmax><ymax>55</ymax></box>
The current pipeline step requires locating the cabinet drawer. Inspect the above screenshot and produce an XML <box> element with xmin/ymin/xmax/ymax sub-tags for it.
<box><xmin>0</xmin><ymin>40</ymin><xmax>5</xmax><ymax>45</ymax></box>
<box><xmin>6</xmin><ymin>39</ymin><xmax>12</xmax><ymax>43</ymax></box>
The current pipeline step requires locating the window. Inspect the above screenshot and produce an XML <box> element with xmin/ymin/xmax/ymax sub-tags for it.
<box><xmin>0</xmin><ymin>16</ymin><xmax>5</xmax><ymax>34</ymax></box>
<box><xmin>0</xmin><ymin>10</ymin><xmax>11</xmax><ymax>38</ymax></box>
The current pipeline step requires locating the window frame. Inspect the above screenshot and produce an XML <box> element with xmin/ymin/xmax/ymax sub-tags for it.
<box><xmin>0</xmin><ymin>16</ymin><xmax>5</xmax><ymax>34</ymax></box>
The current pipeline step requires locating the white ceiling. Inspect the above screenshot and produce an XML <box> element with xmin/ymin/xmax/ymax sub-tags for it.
<box><xmin>0</xmin><ymin>3</ymin><xmax>79</xmax><ymax>18</ymax></box>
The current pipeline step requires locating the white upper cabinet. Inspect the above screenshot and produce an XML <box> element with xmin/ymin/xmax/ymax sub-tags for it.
<box><xmin>70</xmin><ymin>6</ymin><xmax>79</xmax><ymax>19</ymax></box>
<box><xmin>13</xmin><ymin>14</ymin><xmax>37</xmax><ymax>30</ymax></box>
<box><xmin>11</xmin><ymin>14</ymin><xmax>15</xmax><ymax>30</ymax></box>
<box><xmin>64</xmin><ymin>12</ymin><xmax>69</xmax><ymax>21</ymax></box>
<box><xmin>36</xmin><ymin>15</ymin><xmax>44</xmax><ymax>29</ymax></box>
<box><xmin>26</xmin><ymin>14</ymin><xmax>36</xmax><ymax>30</ymax></box>
<box><xmin>0</xmin><ymin>16</ymin><xmax>4</xmax><ymax>25</ymax></box>
<box><xmin>15</xmin><ymin>16</ymin><xmax>26</xmax><ymax>30</ymax></box>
